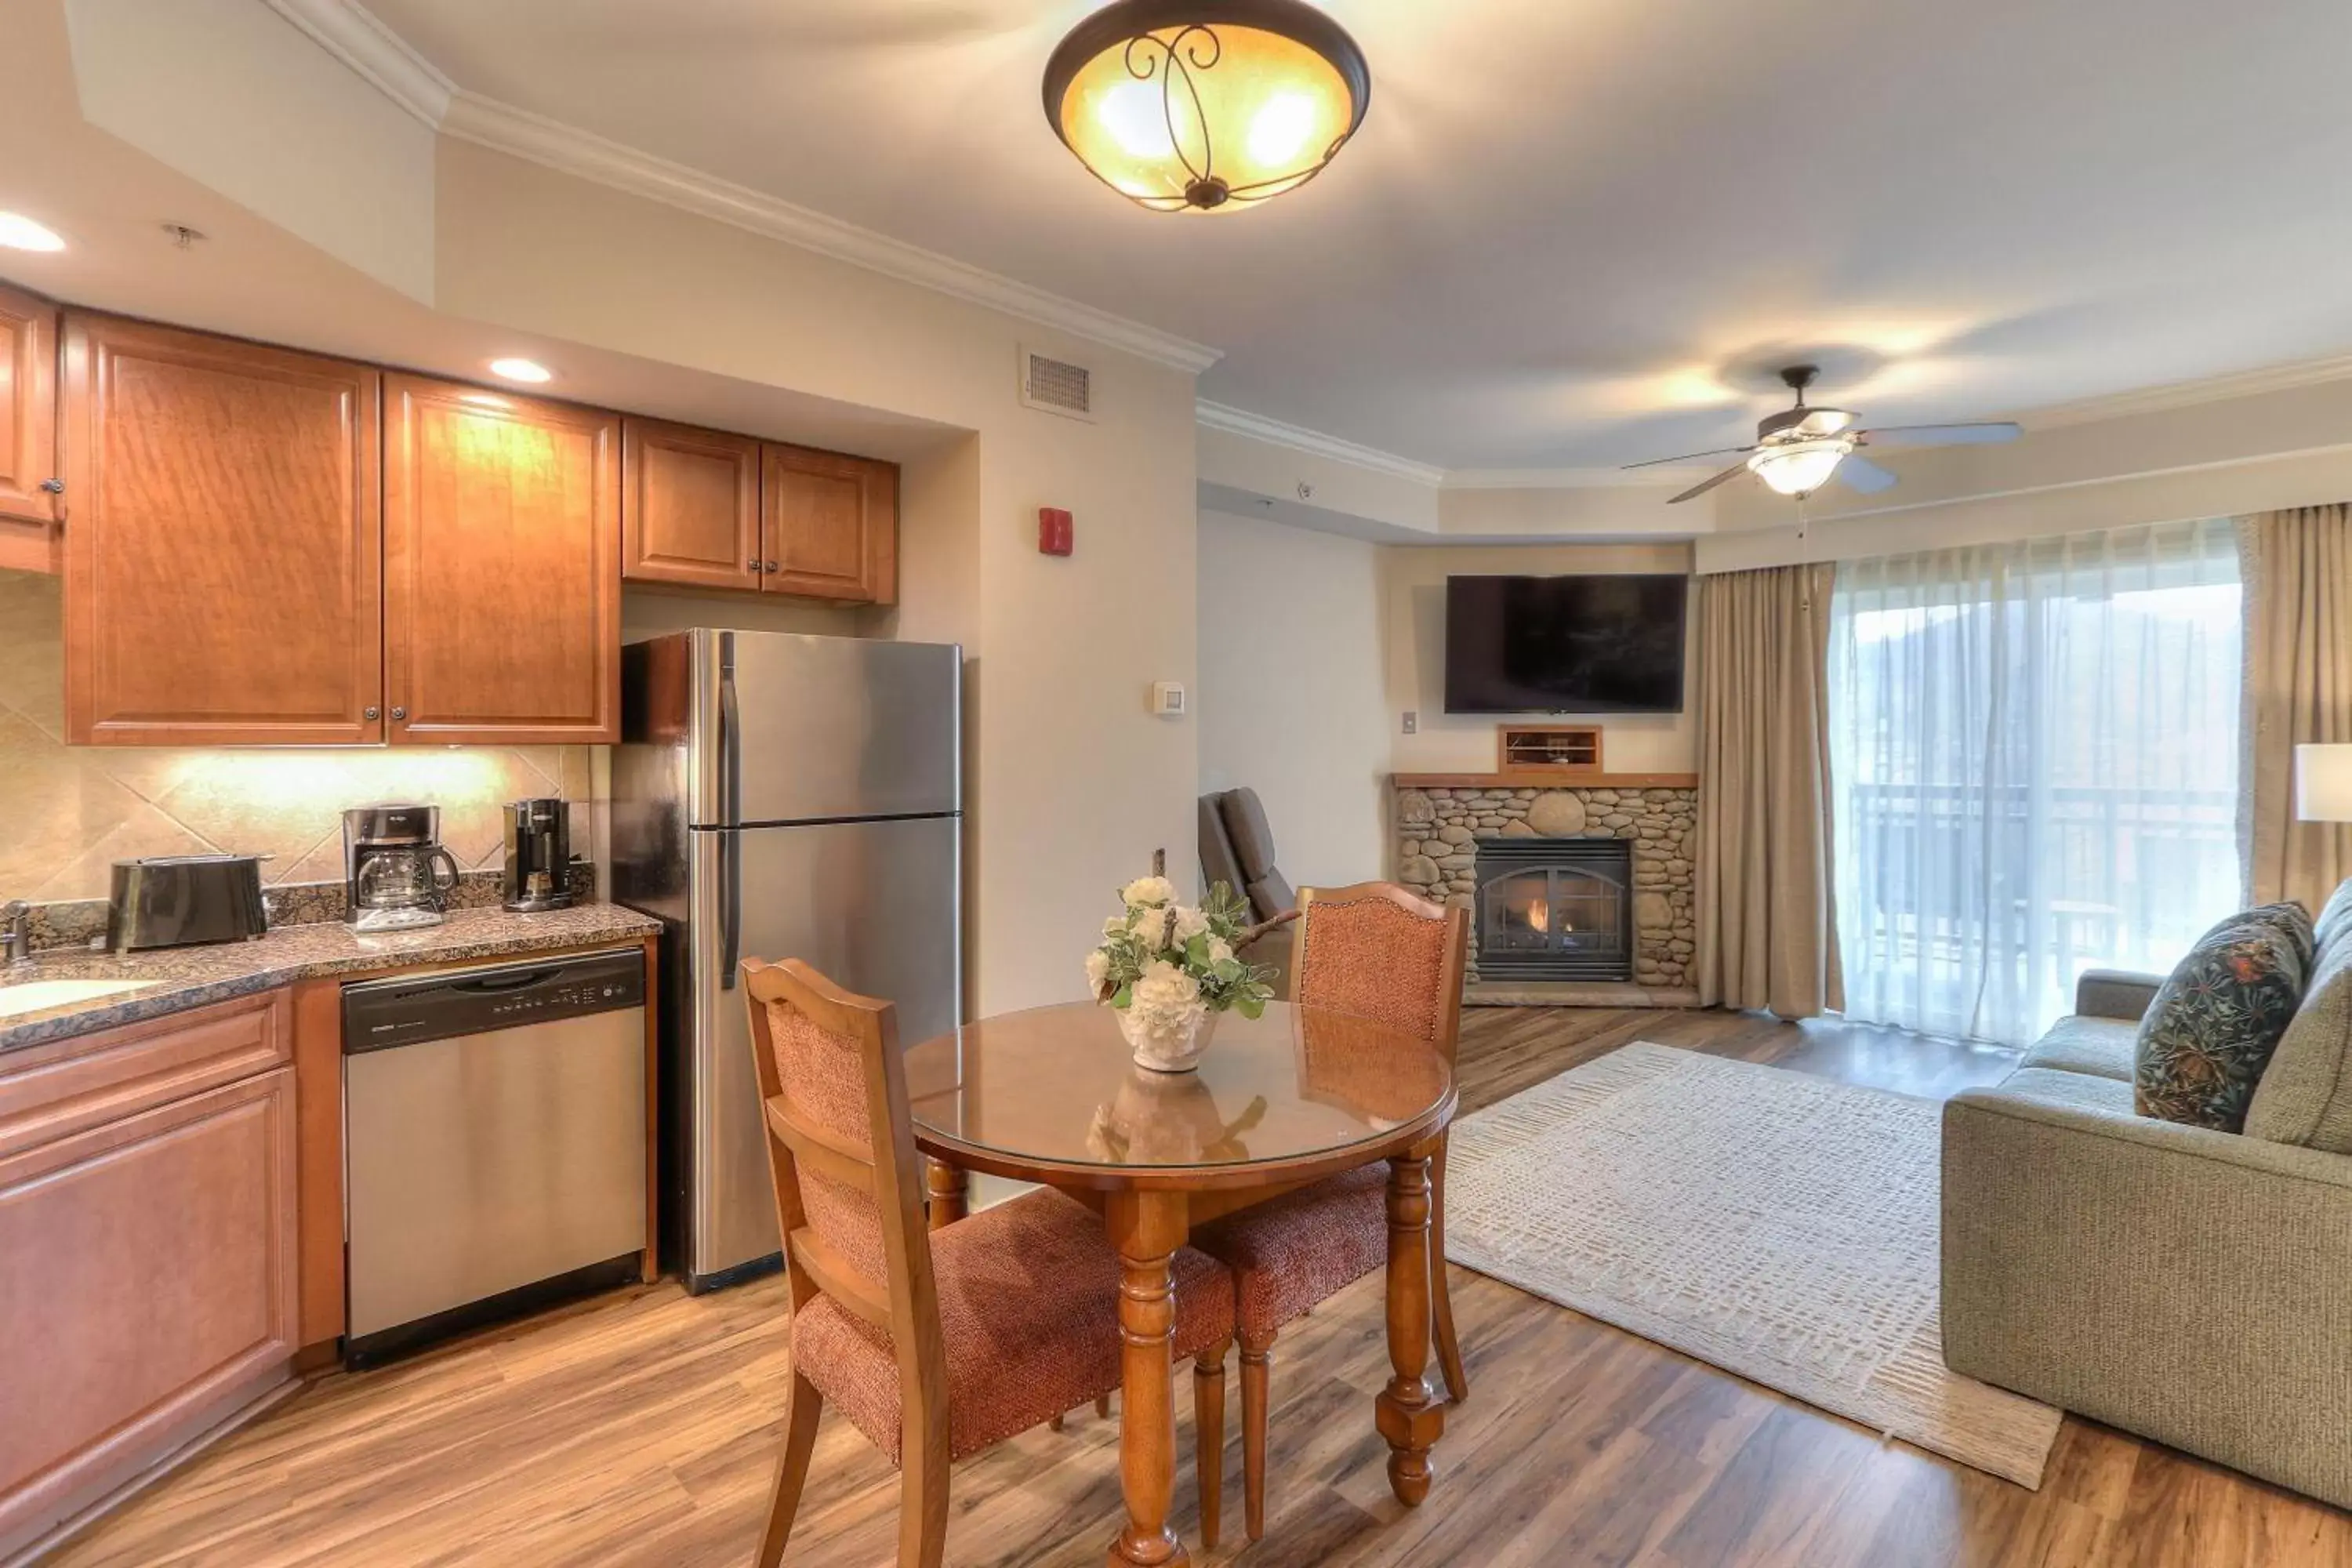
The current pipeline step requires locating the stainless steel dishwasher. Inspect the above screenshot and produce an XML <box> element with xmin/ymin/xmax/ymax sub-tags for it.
<box><xmin>343</xmin><ymin>947</ymin><xmax>648</xmax><ymax>1367</ymax></box>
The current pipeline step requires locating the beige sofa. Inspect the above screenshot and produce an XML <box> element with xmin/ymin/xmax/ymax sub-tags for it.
<box><xmin>1942</xmin><ymin>880</ymin><xmax>2352</xmax><ymax>1508</ymax></box>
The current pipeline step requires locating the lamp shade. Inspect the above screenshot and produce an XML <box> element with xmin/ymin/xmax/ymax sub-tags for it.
<box><xmin>1043</xmin><ymin>0</ymin><xmax>1370</xmax><ymax>213</ymax></box>
<box><xmin>2297</xmin><ymin>743</ymin><xmax>2352</xmax><ymax>822</ymax></box>
<box><xmin>1746</xmin><ymin>437</ymin><xmax>1853</xmax><ymax>498</ymax></box>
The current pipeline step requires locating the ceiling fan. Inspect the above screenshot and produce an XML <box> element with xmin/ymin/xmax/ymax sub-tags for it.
<box><xmin>1626</xmin><ymin>365</ymin><xmax>2022</xmax><ymax>504</ymax></box>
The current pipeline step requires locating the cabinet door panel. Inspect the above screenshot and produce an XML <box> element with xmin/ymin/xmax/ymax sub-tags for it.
<box><xmin>62</xmin><ymin>316</ymin><xmax>383</xmax><ymax>746</ymax></box>
<box><xmin>384</xmin><ymin>376</ymin><xmax>620</xmax><ymax>744</ymax></box>
<box><xmin>0</xmin><ymin>1068</ymin><xmax>297</xmax><ymax>1559</ymax></box>
<box><xmin>622</xmin><ymin>418</ymin><xmax>760</xmax><ymax>591</ymax></box>
<box><xmin>760</xmin><ymin>443</ymin><xmax>897</xmax><ymax>604</ymax></box>
<box><xmin>0</xmin><ymin>281</ymin><xmax>58</xmax><ymax>569</ymax></box>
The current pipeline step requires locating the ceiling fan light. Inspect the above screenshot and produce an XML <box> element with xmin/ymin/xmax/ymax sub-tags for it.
<box><xmin>1044</xmin><ymin>0</ymin><xmax>1370</xmax><ymax>214</ymax></box>
<box><xmin>1748</xmin><ymin>438</ymin><xmax>1853</xmax><ymax>497</ymax></box>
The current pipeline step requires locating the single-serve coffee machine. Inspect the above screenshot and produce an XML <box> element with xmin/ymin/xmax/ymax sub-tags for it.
<box><xmin>343</xmin><ymin>804</ymin><xmax>462</xmax><ymax>931</ymax></box>
<box><xmin>503</xmin><ymin>797</ymin><xmax>574</xmax><ymax>912</ymax></box>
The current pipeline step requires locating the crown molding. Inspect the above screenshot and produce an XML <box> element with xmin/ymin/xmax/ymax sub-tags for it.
<box><xmin>1194</xmin><ymin>401</ymin><xmax>1446</xmax><ymax>486</ymax></box>
<box><xmin>1443</xmin><ymin>466</ymin><xmax>1699</xmax><ymax>490</ymax></box>
<box><xmin>262</xmin><ymin>0</ymin><xmax>1223</xmax><ymax>376</ymax></box>
<box><xmin>261</xmin><ymin>0</ymin><xmax>453</xmax><ymax>126</ymax></box>
<box><xmin>2016</xmin><ymin>351</ymin><xmax>2352</xmax><ymax>429</ymax></box>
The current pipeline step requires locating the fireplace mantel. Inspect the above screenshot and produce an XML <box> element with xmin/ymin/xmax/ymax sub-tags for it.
<box><xmin>1392</xmin><ymin>771</ymin><xmax>1698</xmax><ymax>789</ymax></box>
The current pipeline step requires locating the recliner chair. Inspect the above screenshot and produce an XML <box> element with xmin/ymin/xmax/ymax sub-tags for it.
<box><xmin>1199</xmin><ymin>787</ymin><xmax>1295</xmax><ymax>998</ymax></box>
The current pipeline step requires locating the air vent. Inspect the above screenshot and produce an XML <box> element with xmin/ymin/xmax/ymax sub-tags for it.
<box><xmin>1019</xmin><ymin>347</ymin><xmax>1094</xmax><ymax>421</ymax></box>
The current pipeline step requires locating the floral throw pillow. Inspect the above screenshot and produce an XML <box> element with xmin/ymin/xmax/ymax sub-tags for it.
<box><xmin>2134</xmin><ymin>902</ymin><xmax>2316</xmax><ymax>1131</ymax></box>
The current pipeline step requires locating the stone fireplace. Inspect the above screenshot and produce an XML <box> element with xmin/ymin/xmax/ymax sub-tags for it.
<box><xmin>1474</xmin><ymin>837</ymin><xmax>1634</xmax><ymax>981</ymax></box>
<box><xmin>1394</xmin><ymin>781</ymin><xmax>1698</xmax><ymax>1000</ymax></box>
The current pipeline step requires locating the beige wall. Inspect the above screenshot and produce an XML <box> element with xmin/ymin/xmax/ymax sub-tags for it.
<box><xmin>0</xmin><ymin>572</ymin><xmax>592</xmax><ymax>903</ymax></box>
<box><xmin>434</xmin><ymin>140</ymin><xmax>1200</xmax><ymax>1015</ymax></box>
<box><xmin>1381</xmin><ymin>543</ymin><xmax>1700</xmax><ymax>775</ymax></box>
<box><xmin>1196</xmin><ymin>511</ymin><xmax>1390</xmax><ymax>891</ymax></box>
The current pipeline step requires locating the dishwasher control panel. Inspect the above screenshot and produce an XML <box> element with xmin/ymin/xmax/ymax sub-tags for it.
<box><xmin>343</xmin><ymin>947</ymin><xmax>647</xmax><ymax>1054</ymax></box>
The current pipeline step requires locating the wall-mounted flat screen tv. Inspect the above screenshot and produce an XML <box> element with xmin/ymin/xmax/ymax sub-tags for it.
<box><xmin>1444</xmin><ymin>574</ymin><xmax>1689</xmax><ymax>714</ymax></box>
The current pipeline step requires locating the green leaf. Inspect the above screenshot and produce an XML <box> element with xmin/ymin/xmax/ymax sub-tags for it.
<box><xmin>1110</xmin><ymin>985</ymin><xmax>1132</xmax><ymax>1009</ymax></box>
<box><xmin>1236</xmin><ymin>993</ymin><xmax>1265</xmax><ymax>1021</ymax></box>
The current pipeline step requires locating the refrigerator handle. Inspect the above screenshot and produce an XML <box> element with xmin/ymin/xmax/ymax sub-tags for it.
<box><xmin>718</xmin><ymin>641</ymin><xmax>742</xmax><ymax>991</ymax></box>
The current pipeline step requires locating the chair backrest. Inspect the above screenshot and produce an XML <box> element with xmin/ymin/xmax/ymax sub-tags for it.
<box><xmin>742</xmin><ymin>958</ymin><xmax>946</xmax><ymax>1439</ymax></box>
<box><xmin>1218</xmin><ymin>788</ymin><xmax>1298</xmax><ymax>920</ymax></box>
<box><xmin>1294</xmin><ymin>881</ymin><xmax>1468</xmax><ymax>1058</ymax></box>
<box><xmin>1200</xmin><ymin>792</ymin><xmax>1247</xmax><ymax>898</ymax></box>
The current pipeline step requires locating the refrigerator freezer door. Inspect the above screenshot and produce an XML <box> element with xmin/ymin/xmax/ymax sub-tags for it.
<box><xmin>689</xmin><ymin>630</ymin><xmax>961</xmax><ymax>827</ymax></box>
<box><xmin>688</xmin><ymin>814</ymin><xmax>961</xmax><ymax>1283</ymax></box>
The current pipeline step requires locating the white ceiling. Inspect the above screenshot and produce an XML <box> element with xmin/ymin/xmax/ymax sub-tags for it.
<box><xmin>148</xmin><ymin>2</ymin><xmax>2352</xmax><ymax>470</ymax></box>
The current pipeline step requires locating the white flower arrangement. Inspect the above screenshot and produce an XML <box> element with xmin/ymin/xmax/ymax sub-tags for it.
<box><xmin>1088</xmin><ymin>875</ymin><xmax>1277</xmax><ymax>1026</ymax></box>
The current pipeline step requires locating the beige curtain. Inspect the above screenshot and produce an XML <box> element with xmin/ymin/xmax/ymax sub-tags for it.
<box><xmin>1693</xmin><ymin>562</ymin><xmax>1843</xmax><ymax>1016</ymax></box>
<box><xmin>2243</xmin><ymin>505</ymin><xmax>2352</xmax><ymax>909</ymax></box>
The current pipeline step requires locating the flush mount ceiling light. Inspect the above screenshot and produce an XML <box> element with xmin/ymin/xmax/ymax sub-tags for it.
<box><xmin>0</xmin><ymin>212</ymin><xmax>65</xmax><ymax>252</ymax></box>
<box><xmin>1043</xmin><ymin>0</ymin><xmax>1370</xmax><ymax>213</ymax></box>
<box><xmin>488</xmin><ymin>357</ymin><xmax>554</xmax><ymax>383</ymax></box>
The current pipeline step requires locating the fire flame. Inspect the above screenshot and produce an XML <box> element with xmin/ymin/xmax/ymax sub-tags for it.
<box><xmin>1522</xmin><ymin>897</ymin><xmax>1571</xmax><ymax>935</ymax></box>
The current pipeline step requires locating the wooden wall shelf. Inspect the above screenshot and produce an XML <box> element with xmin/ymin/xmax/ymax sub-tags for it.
<box><xmin>1391</xmin><ymin>772</ymin><xmax>1699</xmax><ymax>790</ymax></box>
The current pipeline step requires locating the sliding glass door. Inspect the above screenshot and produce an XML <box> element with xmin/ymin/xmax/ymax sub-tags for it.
<box><xmin>1828</xmin><ymin>519</ymin><xmax>2242</xmax><ymax>1046</ymax></box>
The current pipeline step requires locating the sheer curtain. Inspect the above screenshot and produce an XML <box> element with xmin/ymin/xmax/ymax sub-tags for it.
<box><xmin>1828</xmin><ymin>519</ymin><xmax>2244</xmax><ymax>1046</ymax></box>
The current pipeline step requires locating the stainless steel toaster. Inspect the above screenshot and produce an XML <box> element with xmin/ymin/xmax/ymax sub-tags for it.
<box><xmin>106</xmin><ymin>854</ymin><xmax>270</xmax><ymax>953</ymax></box>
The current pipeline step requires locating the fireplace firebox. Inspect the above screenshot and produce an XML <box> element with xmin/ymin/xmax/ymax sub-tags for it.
<box><xmin>1473</xmin><ymin>837</ymin><xmax>1634</xmax><ymax>982</ymax></box>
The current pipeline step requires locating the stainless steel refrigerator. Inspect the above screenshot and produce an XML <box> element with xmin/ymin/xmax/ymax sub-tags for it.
<box><xmin>613</xmin><ymin>629</ymin><xmax>962</xmax><ymax>1292</ymax></box>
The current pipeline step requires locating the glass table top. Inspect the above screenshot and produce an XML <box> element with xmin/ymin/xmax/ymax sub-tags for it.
<box><xmin>905</xmin><ymin>1000</ymin><xmax>1454</xmax><ymax>1175</ymax></box>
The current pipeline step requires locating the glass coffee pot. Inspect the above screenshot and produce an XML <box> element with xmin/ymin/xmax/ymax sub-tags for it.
<box><xmin>343</xmin><ymin>804</ymin><xmax>463</xmax><ymax>932</ymax></box>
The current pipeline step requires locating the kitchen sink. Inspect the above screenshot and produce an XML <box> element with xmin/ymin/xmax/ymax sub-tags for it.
<box><xmin>0</xmin><ymin>978</ymin><xmax>158</xmax><ymax>1018</ymax></box>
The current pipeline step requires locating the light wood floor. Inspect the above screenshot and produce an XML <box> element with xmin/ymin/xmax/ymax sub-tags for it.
<box><xmin>45</xmin><ymin>1009</ymin><xmax>2352</xmax><ymax>1568</ymax></box>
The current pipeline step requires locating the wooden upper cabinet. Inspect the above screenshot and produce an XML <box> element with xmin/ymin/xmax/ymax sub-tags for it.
<box><xmin>383</xmin><ymin>376</ymin><xmax>621</xmax><ymax>745</ymax></box>
<box><xmin>621</xmin><ymin>418</ymin><xmax>761</xmax><ymax>592</ymax></box>
<box><xmin>0</xmin><ymin>281</ymin><xmax>60</xmax><ymax>572</ymax></box>
<box><xmin>61</xmin><ymin>315</ymin><xmax>383</xmax><ymax>746</ymax></box>
<box><xmin>761</xmin><ymin>442</ymin><xmax>898</xmax><ymax>604</ymax></box>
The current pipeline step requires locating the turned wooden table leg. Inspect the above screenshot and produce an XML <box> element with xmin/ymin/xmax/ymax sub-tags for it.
<box><xmin>1107</xmin><ymin>1189</ymin><xmax>1189</xmax><ymax>1568</ymax></box>
<box><xmin>923</xmin><ymin>1157</ymin><xmax>968</xmax><ymax>1232</ymax></box>
<box><xmin>1375</xmin><ymin>1145</ymin><xmax>1444</xmax><ymax>1507</ymax></box>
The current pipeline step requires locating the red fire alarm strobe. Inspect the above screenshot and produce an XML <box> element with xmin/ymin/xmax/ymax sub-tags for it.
<box><xmin>1038</xmin><ymin>507</ymin><xmax>1074</xmax><ymax>557</ymax></box>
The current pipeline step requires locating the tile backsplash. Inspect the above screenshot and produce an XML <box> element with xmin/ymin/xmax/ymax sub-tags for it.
<box><xmin>0</xmin><ymin>572</ymin><xmax>596</xmax><ymax>902</ymax></box>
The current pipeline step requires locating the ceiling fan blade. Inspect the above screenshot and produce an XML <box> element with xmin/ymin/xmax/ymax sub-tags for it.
<box><xmin>1623</xmin><ymin>445</ymin><xmax>1755</xmax><ymax>470</ymax></box>
<box><xmin>1837</xmin><ymin>454</ymin><xmax>1900</xmax><ymax>494</ymax></box>
<box><xmin>1668</xmin><ymin>463</ymin><xmax>1752</xmax><ymax>504</ymax></box>
<box><xmin>1859</xmin><ymin>422</ymin><xmax>2022</xmax><ymax>448</ymax></box>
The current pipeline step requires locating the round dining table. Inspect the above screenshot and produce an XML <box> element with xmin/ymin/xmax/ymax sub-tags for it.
<box><xmin>904</xmin><ymin>999</ymin><xmax>1457</xmax><ymax>1568</ymax></box>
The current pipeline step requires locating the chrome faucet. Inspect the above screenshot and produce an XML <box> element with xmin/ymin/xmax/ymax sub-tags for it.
<box><xmin>2</xmin><ymin>902</ymin><xmax>31</xmax><ymax>971</ymax></box>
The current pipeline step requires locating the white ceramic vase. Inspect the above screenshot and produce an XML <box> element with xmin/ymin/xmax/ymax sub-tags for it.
<box><xmin>1117</xmin><ymin>1004</ymin><xmax>1221</xmax><ymax>1073</ymax></box>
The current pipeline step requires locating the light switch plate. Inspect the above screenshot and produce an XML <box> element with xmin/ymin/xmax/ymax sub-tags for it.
<box><xmin>1152</xmin><ymin>681</ymin><xmax>1187</xmax><ymax>717</ymax></box>
<box><xmin>1402</xmin><ymin>710</ymin><xmax>1417</xmax><ymax>734</ymax></box>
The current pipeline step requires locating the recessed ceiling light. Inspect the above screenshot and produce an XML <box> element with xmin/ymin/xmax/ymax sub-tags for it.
<box><xmin>0</xmin><ymin>212</ymin><xmax>66</xmax><ymax>252</ymax></box>
<box><xmin>488</xmin><ymin>358</ymin><xmax>553</xmax><ymax>383</ymax></box>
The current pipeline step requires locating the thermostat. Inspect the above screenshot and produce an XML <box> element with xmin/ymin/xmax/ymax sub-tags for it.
<box><xmin>1151</xmin><ymin>681</ymin><xmax>1187</xmax><ymax>718</ymax></box>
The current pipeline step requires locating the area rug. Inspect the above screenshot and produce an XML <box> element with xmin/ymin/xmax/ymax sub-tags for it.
<box><xmin>1442</xmin><ymin>1041</ymin><xmax>2063</xmax><ymax>1487</ymax></box>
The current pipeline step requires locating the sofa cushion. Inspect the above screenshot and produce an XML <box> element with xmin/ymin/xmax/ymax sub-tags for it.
<box><xmin>1218</xmin><ymin>788</ymin><xmax>1280</xmax><ymax>883</ymax></box>
<box><xmin>2134</xmin><ymin>903</ymin><xmax>2315</xmax><ymax>1133</ymax></box>
<box><xmin>2247</xmin><ymin>879</ymin><xmax>2352</xmax><ymax>1152</ymax></box>
<box><xmin>2020</xmin><ymin>1015</ymin><xmax>2137</xmax><ymax>1082</ymax></box>
<box><xmin>1991</xmin><ymin>1065</ymin><xmax>2140</xmax><ymax>1118</ymax></box>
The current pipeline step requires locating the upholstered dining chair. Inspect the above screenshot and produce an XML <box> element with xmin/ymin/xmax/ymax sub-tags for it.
<box><xmin>742</xmin><ymin>957</ymin><xmax>1238</xmax><ymax>1566</ymax></box>
<box><xmin>1189</xmin><ymin>881</ymin><xmax>1469</xmax><ymax>1541</ymax></box>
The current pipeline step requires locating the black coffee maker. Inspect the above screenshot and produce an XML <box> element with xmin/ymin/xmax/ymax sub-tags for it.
<box><xmin>503</xmin><ymin>798</ymin><xmax>575</xmax><ymax>912</ymax></box>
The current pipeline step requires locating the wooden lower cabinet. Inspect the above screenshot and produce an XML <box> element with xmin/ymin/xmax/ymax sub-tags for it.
<box><xmin>0</xmin><ymin>1064</ymin><xmax>299</xmax><ymax>1559</ymax></box>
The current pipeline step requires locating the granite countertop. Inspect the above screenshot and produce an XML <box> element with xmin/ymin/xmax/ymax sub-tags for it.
<box><xmin>0</xmin><ymin>903</ymin><xmax>664</xmax><ymax>1054</ymax></box>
